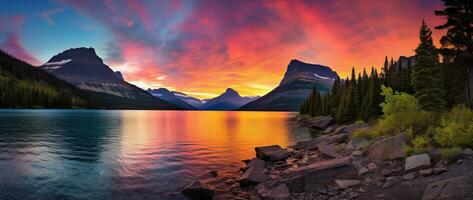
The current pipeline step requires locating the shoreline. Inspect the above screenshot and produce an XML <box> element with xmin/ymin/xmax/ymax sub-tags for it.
<box><xmin>181</xmin><ymin>116</ymin><xmax>473</xmax><ymax>200</ymax></box>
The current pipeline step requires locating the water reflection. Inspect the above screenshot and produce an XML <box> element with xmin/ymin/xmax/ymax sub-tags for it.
<box><xmin>0</xmin><ymin>110</ymin><xmax>311</xmax><ymax>199</ymax></box>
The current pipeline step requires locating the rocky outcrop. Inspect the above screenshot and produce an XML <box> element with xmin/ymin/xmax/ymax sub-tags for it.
<box><xmin>422</xmin><ymin>176</ymin><xmax>472</xmax><ymax>200</ymax></box>
<box><xmin>308</xmin><ymin>116</ymin><xmax>334</xmax><ymax>130</ymax></box>
<box><xmin>240</xmin><ymin>158</ymin><xmax>268</xmax><ymax>186</ymax></box>
<box><xmin>281</xmin><ymin>157</ymin><xmax>356</xmax><ymax>192</ymax></box>
<box><xmin>255</xmin><ymin>145</ymin><xmax>290</xmax><ymax>162</ymax></box>
<box><xmin>405</xmin><ymin>153</ymin><xmax>431</xmax><ymax>172</ymax></box>
<box><xmin>368</xmin><ymin>134</ymin><xmax>406</xmax><ymax>161</ymax></box>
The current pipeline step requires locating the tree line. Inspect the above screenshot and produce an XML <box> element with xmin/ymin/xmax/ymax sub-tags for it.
<box><xmin>300</xmin><ymin>0</ymin><xmax>473</xmax><ymax>122</ymax></box>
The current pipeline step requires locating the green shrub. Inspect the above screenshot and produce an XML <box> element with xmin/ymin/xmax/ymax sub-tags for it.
<box><xmin>405</xmin><ymin>134</ymin><xmax>432</xmax><ymax>155</ymax></box>
<box><xmin>353</xmin><ymin>128</ymin><xmax>380</xmax><ymax>139</ymax></box>
<box><xmin>376</xmin><ymin>86</ymin><xmax>435</xmax><ymax>136</ymax></box>
<box><xmin>433</xmin><ymin>105</ymin><xmax>473</xmax><ymax>148</ymax></box>
<box><xmin>439</xmin><ymin>147</ymin><xmax>462</xmax><ymax>161</ymax></box>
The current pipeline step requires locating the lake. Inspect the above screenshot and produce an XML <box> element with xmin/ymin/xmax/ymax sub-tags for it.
<box><xmin>0</xmin><ymin>110</ymin><xmax>312</xmax><ymax>200</ymax></box>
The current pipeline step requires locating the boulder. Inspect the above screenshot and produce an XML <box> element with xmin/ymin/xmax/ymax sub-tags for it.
<box><xmin>280</xmin><ymin>157</ymin><xmax>357</xmax><ymax>192</ymax></box>
<box><xmin>317</xmin><ymin>143</ymin><xmax>342</xmax><ymax>159</ymax></box>
<box><xmin>181</xmin><ymin>180</ymin><xmax>215</xmax><ymax>200</ymax></box>
<box><xmin>462</xmin><ymin>148</ymin><xmax>473</xmax><ymax>156</ymax></box>
<box><xmin>240</xmin><ymin>158</ymin><xmax>268</xmax><ymax>186</ymax></box>
<box><xmin>328</xmin><ymin>133</ymin><xmax>350</xmax><ymax>144</ymax></box>
<box><xmin>422</xmin><ymin>176</ymin><xmax>472</xmax><ymax>200</ymax></box>
<box><xmin>266</xmin><ymin>184</ymin><xmax>291</xmax><ymax>200</ymax></box>
<box><xmin>383</xmin><ymin>176</ymin><xmax>401</xmax><ymax>188</ymax></box>
<box><xmin>405</xmin><ymin>153</ymin><xmax>431</xmax><ymax>172</ymax></box>
<box><xmin>323</xmin><ymin>126</ymin><xmax>336</xmax><ymax>134</ymax></box>
<box><xmin>293</xmin><ymin>136</ymin><xmax>330</xmax><ymax>150</ymax></box>
<box><xmin>334</xmin><ymin>179</ymin><xmax>361</xmax><ymax>189</ymax></box>
<box><xmin>309</xmin><ymin>116</ymin><xmax>334</xmax><ymax>130</ymax></box>
<box><xmin>368</xmin><ymin>134</ymin><xmax>406</xmax><ymax>161</ymax></box>
<box><xmin>255</xmin><ymin>145</ymin><xmax>289</xmax><ymax>162</ymax></box>
<box><xmin>353</xmin><ymin>161</ymin><xmax>369</xmax><ymax>176</ymax></box>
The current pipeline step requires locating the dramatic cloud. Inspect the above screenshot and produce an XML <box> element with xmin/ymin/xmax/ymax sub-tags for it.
<box><xmin>38</xmin><ymin>8</ymin><xmax>64</xmax><ymax>26</ymax></box>
<box><xmin>0</xmin><ymin>15</ymin><xmax>40</xmax><ymax>65</ymax></box>
<box><xmin>54</xmin><ymin>0</ymin><xmax>445</xmax><ymax>98</ymax></box>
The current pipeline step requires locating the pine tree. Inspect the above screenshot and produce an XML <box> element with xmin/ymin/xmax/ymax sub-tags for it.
<box><xmin>411</xmin><ymin>20</ymin><xmax>446</xmax><ymax>111</ymax></box>
<box><xmin>435</xmin><ymin>0</ymin><xmax>473</xmax><ymax>107</ymax></box>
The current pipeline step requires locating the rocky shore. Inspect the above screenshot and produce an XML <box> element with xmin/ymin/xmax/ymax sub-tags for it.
<box><xmin>181</xmin><ymin>116</ymin><xmax>473</xmax><ymax>200</ymax></box>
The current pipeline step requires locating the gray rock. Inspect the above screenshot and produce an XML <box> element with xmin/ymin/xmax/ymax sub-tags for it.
<box><xmin>181</xmin><ymin>180</ymin><xmax>215</xmax><ymax>200</ymax></box>
<box><xmin>255</xmin><ymin>145</ymin><xmax>290</xmax><ymax>162</ymax></box>
<box><xmin>422</xmin><ymin>176</ymin><xmax>472</xmax><ymax>200</ymax></box>
<box><xmin>240</xmin><ymin>158</ymin><xmax>268</xmax><ymax>186</ymax></box>
<box><xmin>419</xmin><ymin>169</ymin><xmax>433</xmax><ymax>176</ymax></box>
<box><xmin>353</xmin><ymin>161</ymin><xmax>368</xmax><ymax>176</ymax></box>
<box><xmin>405</xmin><ymin>153</ymin><xmax>431</xmax><ymax>172</ymax></box>
<box><xmin>317</xmin><ymin>143</ymin><xmax>342</xmax><ymax>159</ymax></box>
<box><xmin>293</xmin><ymin>135</ymin><xmax>330</xmax><ymax>150</ymax></box>
<box><xmin>335</xmin><ymin>179</ymin><xmax>361</xmax><ymax>189</ymax></box>
<box><xmin>323</xmin><ymin>126</ymin><xmax>335</xmax><ymax>134</ymax></box>
<box><xmin>462</xmin><ymin>148</ymin><xmax>473</xmax><ymax>156</ymax></box>
<box><xmin>328</xmin><ymin>133</ymin><xmax>350</xmax><ymax>144</ymax></box>
<box><xmin>280</xmin><ymin>157</ymin><xmax>357</xmax><ymax>192</ymax></box>
<box><xmin>368</xmin><ymin>134</ymin><xmax>406</xmax><ymax>161</ymax></box>
<box><xmin>309</xmin><ymin>116</ymin><xmax>334</xmax><ymax>130</ymax></box>
<box><xmin>432</xmin><ymin>167</ymin><xmax>448</xmax><ymax>175</ymax></box>
<box><xmin>266</xmin><ymin>184</ymin><xmax>291</xmax><ymax>200</ymax></box>
<box><xmin>403</xmin><ymin>173</ymin><xmax>416</xmax><ymax>180</ymax></box>
<box><xmin>383</xmin><ymin>176</ymin><xmax>401</xmax><ymax>188</ymax></box>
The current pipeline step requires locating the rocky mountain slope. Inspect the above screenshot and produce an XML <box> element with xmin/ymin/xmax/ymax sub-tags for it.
<box><xmin>41</xmin><ymin>47</ymin><xmax>182</xmax><ymax>110</ymax></box>
<box><xmin>239</xmin><ymin>59</ymin><xmax>338</xmax><ymax>111</ymax></box>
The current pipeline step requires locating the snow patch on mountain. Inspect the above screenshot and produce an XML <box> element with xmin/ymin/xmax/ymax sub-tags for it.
<box><xmin>44</xmin><ymin>59</ymin><xmax>72</xmax><ymax>66</ymax></box>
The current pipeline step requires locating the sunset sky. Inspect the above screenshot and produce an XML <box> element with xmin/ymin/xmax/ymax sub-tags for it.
<box><xmin>0</xmin><ymin>0</ymin><xmax>445</xmax><ymax>99</ymax></box>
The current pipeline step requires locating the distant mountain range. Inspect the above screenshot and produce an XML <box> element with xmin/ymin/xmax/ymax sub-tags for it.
<box><xmin>201</xmin><ymin>88</ymin><xmax>258</xmax><ymax>110</ymax></box>
<box><xmin>239</xmin><ymin>59</ymin><xmax>339</xmax><ymax>111</ymax></box>
<box><xmin>147</xmin><ymin>88</ymin><xmax>202</xmax><ymax>109</ymax></box>
<box><xmin>147</xmin><ymin>88</ymin><xmax>258</xmax><ymax>110</ymax></box>
<box><xmin>40</xmin><ymin>47</ymin><xmax>182</xmax><ymax>110</ymax></box>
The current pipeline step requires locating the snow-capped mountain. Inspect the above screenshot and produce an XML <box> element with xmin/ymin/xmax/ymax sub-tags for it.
<box><xmin>40</xmin><ymin>47</ymin><xmax>182</xmax><ymax>109</ymax></box>
<box><xmin>240</xmin><ymin>59</ymin><xmax>339</xmax><ymax>111</ymax></box>
<box><xmin>201</xmin><ymin>88</ymin><xmax>259</xmax><ymax>110</ymax></box>
<box><xmin>147</xmin><ymin>88</ymin><xmax>202</xmax><ymax>109</ymax></box>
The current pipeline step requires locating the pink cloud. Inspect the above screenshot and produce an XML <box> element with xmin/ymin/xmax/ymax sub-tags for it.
<box><xmin>57</xmin><ymin>0</ymin><xmax>445</xmax><ymax>98</ymax></box>
<box><xmin>0</xmin><ymin>15</ymin><xmax>40</xmax><ymax>65</ymax></box>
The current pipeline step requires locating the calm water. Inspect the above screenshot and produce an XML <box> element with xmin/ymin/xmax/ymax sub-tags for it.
<box><xmin>0</xmin><ymin>110</ymin><xmax>312</xmax><ymax>200</ymax></box>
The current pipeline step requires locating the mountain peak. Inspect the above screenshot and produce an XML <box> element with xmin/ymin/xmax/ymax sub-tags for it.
<box><xmin>45</xmin><ymin>47</ymin><xmax>103</xmax><ymax>65</ymax></box>
<box><xmin>280</xmin><ymin>59</ymin><xmax>338</xmax><ymax>86</ymax></box>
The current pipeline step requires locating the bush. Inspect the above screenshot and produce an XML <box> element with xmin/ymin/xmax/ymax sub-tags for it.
<box><xmin>375</xmin><ymin>86</ymin><xmax>435</xmax><ymax>136</ymax></box>
<box><xmin>433</xmin><ymin>105</ymin><xmax>473</xmax><ymax>148</ymax></box>
<box><xmin>353</xmin><ymin>127</ymin><xmax>380</xmax><ymax>139</ymax></box>
<box><xmin>405</xmin><ymin>134</ymin><xmax>432</xmax><ymax>155</ymax></box>
<box><xmin>439</xmin><ymin>147</ymin><xmax>462</xmax><ymax>161</ymax></box>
